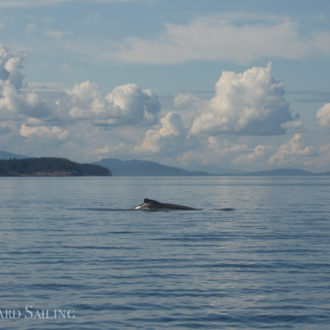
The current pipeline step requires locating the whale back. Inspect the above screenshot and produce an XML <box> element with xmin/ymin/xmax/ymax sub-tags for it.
<box><xmin>135</xmin><ymin>198</ymin><xmax>232</xmax><ymax>211</ymax></box>
<box><xmin>136</xmin><ymin>198</ymin><xmax>196</xmax><ymax>210</ymax></box>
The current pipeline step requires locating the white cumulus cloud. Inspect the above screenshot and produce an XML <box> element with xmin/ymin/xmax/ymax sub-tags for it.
<box><xmin>67</xmin><ymin>81</ymin><xmax>160</xmax><ymax>126</ymax></box>
<box><xmin>106</xmin><ymin>83</ymin><xmax>160</xmax><ymax>125</ymax></box>
<box><xmin>0</xmin><ymin>45</ymin><xmax>51</xmax><ymax>121</ymax></box>
<box><xmin>20</xmin><ymin>123</ymin><xmax>68</xmax><ymax>140</ymax></box>
<box><xmin>269</xmin><ymin>133</ymin><xmax>316</xmax><ymax>167</ymax></box>
<box><xmin>135</xmin><ymin>112</ymin><xmax>186</xmax><ymax>153</ymax></box>
<box><xmin>178</xmin><ymin>136</ymin><xmax>249</xmax><ymax>171</ymax></box>
<box><xmin>0</xmin><ymin>45</ymin><xmax>25</xmax><ymax>89</ymax></box>
<box><xmin>234</xmin><ymin>145</ymin><xmax>274</xmax><ymax>166</ymax></box>
<box><xmin>316</xmin><ymin>103</ymin><xmax>330</xmax><ymax>128</ymax></box>
<box><xmin>67</xmin><ymin>80</ymin><xmax>115</xmax><ymax>120</ymax></box>
<box><xmin>190</xmin><ymin>63</ymin><xmax>294</xmax><ymax>136</ymax></box>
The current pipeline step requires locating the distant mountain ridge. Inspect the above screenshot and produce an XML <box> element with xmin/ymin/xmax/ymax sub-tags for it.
<box><xmin>244</xmin><ymin>168</ymin><xmax>315</xmax><ymax>176</ymax></box>
<box><xmin>1</xmin><ymin>151</ymin><xmax>329</xmax><ymax>176</ymax></box>
<box><xmin>94</xmin><ymin>158</ymin><xmax>210</xmax><ymax>176</ymax></box>
<box><xmin>95</xmin><ymin>159</ymin><xmax>330</xmax><ymax>176</ymax></box>
<box><xmin>225</xmin><ymin>168</ymin><xmax>330</xmax><ymax>176</ymax></box>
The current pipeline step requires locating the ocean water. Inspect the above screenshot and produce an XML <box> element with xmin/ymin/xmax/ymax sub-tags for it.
<box><xmin>0</xmin><ymin>176</ymin><xmax>330</xmax><ymax>329</ymax></box>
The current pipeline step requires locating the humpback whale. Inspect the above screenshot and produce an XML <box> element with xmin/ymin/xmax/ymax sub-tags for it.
<box><xmin>135</xmin><ymin>198</ymin><xmax>197</xmax><ymax>210</ymax></box>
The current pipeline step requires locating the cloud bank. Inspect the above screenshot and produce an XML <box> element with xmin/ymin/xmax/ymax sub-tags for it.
<box><xmin>1</xmin><ymin>44</ymin><xmax>329</xmax><ymax>172</ymax></box>
<box><xmin>0</xmin><ymin>44</ymin><xmax>160</xmax><ymax>148</ymax></box>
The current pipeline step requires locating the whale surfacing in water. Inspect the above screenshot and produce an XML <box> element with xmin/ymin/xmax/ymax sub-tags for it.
<box><xmin>135</xmin><ymin>198</ymin><xmax>196</xmax><ymax>211</ymax></box>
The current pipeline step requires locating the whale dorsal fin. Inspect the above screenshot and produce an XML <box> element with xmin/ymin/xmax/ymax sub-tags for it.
<box><xmin>144</xmin><ymin>198</ymin><xmax>159</xmax><ymax>204</ymax></box>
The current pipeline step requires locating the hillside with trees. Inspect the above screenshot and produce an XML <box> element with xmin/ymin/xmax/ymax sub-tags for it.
<box><xmin>0</xmin><ymin>158</ymin><xmax>111</xmax><ymax>176</ymax></box>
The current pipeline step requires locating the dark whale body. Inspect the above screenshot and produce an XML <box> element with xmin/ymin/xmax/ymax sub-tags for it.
<box><xmin>135</xmin><ymin>198</ymin><xmax>197</xmax><ymax>210</ymax></box>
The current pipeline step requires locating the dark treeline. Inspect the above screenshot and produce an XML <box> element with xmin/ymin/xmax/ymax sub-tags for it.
<box><xmin>0</xmin><ymin>157</ymin><xmax>111</xmax><ymax>176</ymax></box>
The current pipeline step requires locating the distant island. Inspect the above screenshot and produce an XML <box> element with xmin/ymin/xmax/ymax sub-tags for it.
<box><xmin>0</xmin><ymin>157</ymin><xmax>111</xmax><ymax>177</ymax></box>
<box><xmin>93</xmin><ymin>158</ymin><xmax>210</xmax><ymax>176</ymax></box>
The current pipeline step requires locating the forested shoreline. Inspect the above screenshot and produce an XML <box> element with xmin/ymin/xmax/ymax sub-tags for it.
<box><xmin>0</xmin><ymin>158</ymin><xmax>111</xmax><ymax>176</ymax></box>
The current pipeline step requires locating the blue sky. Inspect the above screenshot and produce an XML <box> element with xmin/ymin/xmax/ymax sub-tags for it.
<box><xmin>0</xmin><ymin>0</ymin><xmax>330</xmax><ymax>172</ymax></box>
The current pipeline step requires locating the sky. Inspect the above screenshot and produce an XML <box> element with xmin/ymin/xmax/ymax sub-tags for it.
<box><xmin>0</xmin><ymin>0</ymin><xmax>330</xmax><ymax>172</ymax></box>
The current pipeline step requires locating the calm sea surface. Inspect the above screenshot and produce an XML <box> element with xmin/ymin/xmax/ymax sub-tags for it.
<box><xmin>0</xmin><ymin>176</ymin><xmax>330</xmax><ymax>329</ymax></box>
